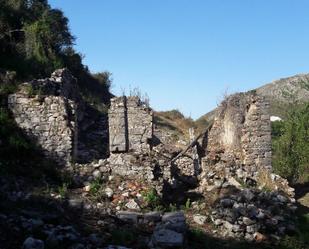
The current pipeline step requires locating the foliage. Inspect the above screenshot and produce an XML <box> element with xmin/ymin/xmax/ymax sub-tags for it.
<box><xmin>57</xmin><ymin>183</ymin><xmax>68</xmax><ymax>199</ymax></box>
<box><xmin>142</xmin><ymin>188</ymin><xmax>161</xmax><ymax>209</ymax></box>
<box><xmin>180</xmin><ymin>198</ymin><xmax>191</xmax><ymax>211</ymax></box>
<box><xmin>257</xmin><ymin>169</ymin><xmax>276</xmax><ymax>192</ymax></box>
<box><xmin>271</xmin><ymin>120</ymin><xmax>284</xmax><ymax>138</ymax></box>
<box><xmin>272</xmin><ymin>103</ymin><xmax>309</xmax><ymax>184</ymax></box>
<box><xmin>0</xmin><ymin>0</ymin><xmax>112</xmax><ymax>107</ymax></box>
<box><xmin>168</xmin><ymin>203</ymin><xmax>178</xmax><ymax>212</ymax></box>
<box><xmin>88</xmin><ymin>178</ymin><xmax>107</xmax><ymax>202</ymax></box>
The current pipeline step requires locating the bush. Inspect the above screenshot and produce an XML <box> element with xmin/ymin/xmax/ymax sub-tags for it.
<box><xmin>272</xmin><ymin>104</ymin><xmax>309</xmax><ymax>184</ymax></box>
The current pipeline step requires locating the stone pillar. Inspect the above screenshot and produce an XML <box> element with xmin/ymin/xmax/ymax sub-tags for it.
<box><xmin>108</xmin><ymin>96</ymin><xmax>128</xmax><ymax>153</ymax></box>
<box><xmin>127</xmin><ymin>96</ymin><xmax>153</xmax><ymax>153</ymax></box>
<box><xmin>108</xmin><ymin>96</ymin><xmax>153</xmax><ymax>154</ymax></box>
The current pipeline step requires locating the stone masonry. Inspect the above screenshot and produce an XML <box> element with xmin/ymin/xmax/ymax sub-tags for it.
<box><xmin>109</xmin><ymin>96</ymin><xmax>153</xmax><ymax>153</ymax></box>
<box><xmin>8</xmin><ymin>69</ymin><xmax>79</xmax><ymax>166</ymax></box>
<box><xmin>201</xmin><ymin>92</ymin><xmax>272</xmax><ymax>186</ymax></box>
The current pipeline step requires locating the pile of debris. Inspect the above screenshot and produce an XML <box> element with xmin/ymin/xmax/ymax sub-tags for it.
<box><xmin>116</xmin><ymin>211</ymin><xmax>187</xmax><ymax>248</ymax></box>
<box><xmin>211</xmin><ymin>188</ymin><xmax>297</xmax><ymax>242</ymax></box>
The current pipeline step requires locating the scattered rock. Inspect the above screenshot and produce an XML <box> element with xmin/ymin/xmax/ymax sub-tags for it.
<box><xmin>125</xmin><ymin>199</ymin><xmax>141</xmax><ymax>211</ymax></box>
<box><xmin>22</xmin><ymin>237</ymin><xmax>44</xmax><ymax>249</ymax></box>
<box><xmin>68</xmin><ymin>198</ymin><xmax>83</xmax><ymax>209</ymax></box>
<box><xmin>212</xmin><ymin>188</ymin><xmax>296</xmax><ymax>241</ymax></box>
<box><xmin>105</xmin><ymin>187</ymin><xmax>114</xmax><ymax>198</ymax></box>
<box><xmin>92</xmin><ymin>170</ymin><xmax>102</xmax><ymax>179</ymax></box>
<box><xmin>150</xmin><ymin>229</ymin><xmax>184</xmax><ymax>248</ymax></box>
<box><xmin>116</xmin><ymin>211</ymin><xmax>140</xmax><ymax>223</ymax></box>
<box><xmin>84</xmin><ymin>185</ymin><xmax>91</xmax><ymax>192</ymax></box>
<box><xmin>193</xmin><ymin>214</ymin><xmax>207</xmax><ymax>225</ymax></box>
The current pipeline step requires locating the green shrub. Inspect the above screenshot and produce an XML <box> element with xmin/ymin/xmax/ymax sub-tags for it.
<box><xmin>272</xmin><ymin>103</ymin><xmax>309</xmax><ymax>184</ymax></box>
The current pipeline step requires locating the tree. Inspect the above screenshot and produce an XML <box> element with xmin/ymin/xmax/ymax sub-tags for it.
<box><xmin>272</xmin><ymin>103</ymin><xmax>309</xmax><ymax>184</ymax></box>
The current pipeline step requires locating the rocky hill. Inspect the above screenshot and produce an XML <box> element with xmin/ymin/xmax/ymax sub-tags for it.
<box><xmin>197</xmin><ymin>73</ymin><xmax>309</xmax><ymax>125</ymax></box>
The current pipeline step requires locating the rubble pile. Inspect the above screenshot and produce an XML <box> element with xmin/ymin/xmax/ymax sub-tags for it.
<box><xmin>211</xmin><ymin>188</ymin><xmax>297</xmax><ymax>242</ymax></box>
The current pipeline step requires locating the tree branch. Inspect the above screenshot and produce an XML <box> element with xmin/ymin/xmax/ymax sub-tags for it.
<box><xmin>0</xmin><ymin>29</ymin><xmax>24</xmax><ymax>40</ymax></box>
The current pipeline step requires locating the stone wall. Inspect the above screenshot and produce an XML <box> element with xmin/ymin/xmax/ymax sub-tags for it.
<box><xmin>201</xmin><ymin>92</ymin><xmax>272</xmax><ymax>186</ymax></box>
<box><xmin>109</xmin><ymin>96</ymin><xmax>153</xmax><ymax>154</ymax></box>
<box><xmin>108</xmin><ymin>97</ymin><xmax>128</xmax><ymax>153</ymax></box>
<box><xmin>8</xmin><ymin>69</ymin><xmax>79</xmax><ymax>166</ymax></box>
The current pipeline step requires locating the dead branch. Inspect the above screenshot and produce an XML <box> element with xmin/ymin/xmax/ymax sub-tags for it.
<box><xmin>171</xmin><ymin>121</ymin><xmax>214</xmax><ymax>163</ymax></box>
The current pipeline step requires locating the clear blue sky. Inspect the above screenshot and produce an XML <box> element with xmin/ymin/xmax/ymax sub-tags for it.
<box><xmin>49</xmin><ymin>0</ymin><xmax>309</xmax><ymax>119</ymax></box>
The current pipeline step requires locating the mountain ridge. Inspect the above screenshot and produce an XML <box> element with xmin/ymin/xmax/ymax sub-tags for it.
<box><xmin>196</xmin><ymin>72</ymin><xmax>309</xmax><ymax>126</ymax></box>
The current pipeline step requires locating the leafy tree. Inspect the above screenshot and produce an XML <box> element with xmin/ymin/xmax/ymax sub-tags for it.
<box><xmin>0</xmin><ymin>0</ymin><xmax>112</xmax><ymax>107</ymax></box>
<box><xmin>272</xmin><ymin>103</ymin><xmax>309</xmax><ymax>183</ymax></box>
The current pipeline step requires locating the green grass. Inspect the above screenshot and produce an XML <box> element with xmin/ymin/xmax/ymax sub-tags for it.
<box><xmin>87</xmin><ymin>178</ymin><xmax>107</xmax><ymax>202</ymax></box>
<box><xmin>142</xmin><ymin>188</ymin><xmax>162</xmax><ymax>210</ymax></box>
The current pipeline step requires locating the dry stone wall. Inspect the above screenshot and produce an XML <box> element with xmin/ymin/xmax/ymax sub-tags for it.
<box><xmin>109</xmin><ymin>96</ymin><xmax>153</xmax><ymax>154</ymax></box>
<box><xmin>8</xmin><ymin>69</ymin><xmax>79</xmax><ymax>166</ymax></box>
<box><xmin>201</xmin><ymin>92</ymin><xmax>272</xmax><ymax>186</ymax></box>
<box><xmin>108</xmin><ymin>97</ymin><xmax>128</xmax><ymax>153</ymax></box>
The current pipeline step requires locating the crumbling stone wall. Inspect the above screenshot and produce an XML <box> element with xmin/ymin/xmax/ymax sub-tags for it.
<box><xmin>109</xmin><ymin>96</ymin><xmax>153</xmax><ymax>154</ymax></box>
<box><xmin>8</xmin><ymin>69</ymin><xmax>79</xmax><ymax>166</ymax></box>
<box><xmin>108</xmin><ymin>97</ymin><xmax>128</xmax><ymax>152</ymax></box>
<box><xmin>201</xmin><ymin>92</ymin><xmax>272</xmax><ymax>186</ymax></box>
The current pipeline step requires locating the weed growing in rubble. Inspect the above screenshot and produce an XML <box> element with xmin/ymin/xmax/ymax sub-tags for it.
<box><xmin>169</xmin><ymin>203</ymin><xmax>178</xmax><ymax>212</ymax></box>
<box><xmin>142</xmin><ymin>188</ymin><xmax>161</xmax><ymax>209</ymax></box>
<box><xmin>257</xmin><ymin>169</ymin><xmax>276</xmax><ymax>192</ymax></box>
<box><xmin>88</xmin><ymin>178</ymin><xmax>107</xmax><ymax>202</ymax></box>
<box><xmin>57</xmin><ymin>183</ymin><xmax>68</xmax><ymax>199</ymax></box>
<box><xmin>185</xmin><ymin>198</ymin><xmax>191</xmax><ymax>210</ymax></box>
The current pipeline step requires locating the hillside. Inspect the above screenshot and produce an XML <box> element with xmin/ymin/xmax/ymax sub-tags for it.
<box><xmin>197</xmin><ymin>73</ymin><xmax>309</xmax><ymax>126</ymax></box>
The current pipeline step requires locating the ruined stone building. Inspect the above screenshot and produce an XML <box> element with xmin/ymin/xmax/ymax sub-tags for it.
<box><xmin>7</xmin><ymin>69</ymin><xmax>272</xmax><ymax>190</ymax></box>
<box><xmin>201</xmin><ymin>92</ymin><xmax>272</xmax><ymax>187</ymax></box>
<box><xmin>8</xmin><ymin>69</ymin><xmax>79</xmax><ymax>166</ymax></box>
<box><xmin>7</xmin><ymin>69</ymin><xmax>108</xmax><ymax>166</ymax></box>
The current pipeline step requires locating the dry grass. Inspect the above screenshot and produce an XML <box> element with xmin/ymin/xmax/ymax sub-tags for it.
<box><xmin>154</xmin><ymin>110</ymin><xmax>196</xmax><ymax>141</ymax></box>
<box><xmin>256</xmin><ymin>168</ymin><xmax>277</xmax><ymax>192</ymax></box>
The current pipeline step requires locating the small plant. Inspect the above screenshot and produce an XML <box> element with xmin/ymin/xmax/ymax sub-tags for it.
<box><xmin>257</xmin><ymin>169</ymin><xmax>276</xmax><ymax>192</ymax></box>
<box><xmin>89</xmin><ymin>178</ymin><xmax>103</xmax><ymax>195</ymax></box>
<box><xmin>57</xmin><ymin>183</ymin><xmax>68</xmax><ymax>198</ymax></box>
<box><xmin>142</xmin><ymin>188</ymin><xmax>161</xmax><ymax>209</ymax></box>
<box><xmin>185</xmin><ymin>198</ymin><xmax>191</xmax><ymax>210</ymax></box>
<box><xmin>169</xmin><ymin>203</ymin><xmax>178</xmax><ymax>212</ymax></box>
<box><xmin>88</xmin><ymin>178</ymin><xmax>106</xmax><ymax>202</ymax></box>
<box><xmin>180</xmin><ymin>198</ymin><xmax>191</xmax><ymax>211</ymax></box>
